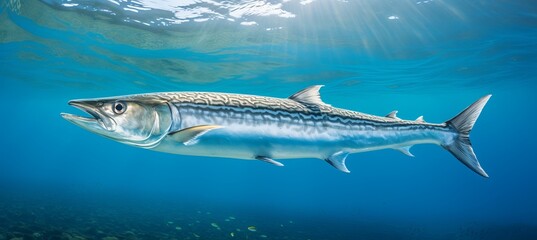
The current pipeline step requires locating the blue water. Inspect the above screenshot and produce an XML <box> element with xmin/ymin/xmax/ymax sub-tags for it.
<box><xmin>1</xmin><ymin>0</ymin><xmax>536</xmax><ymax>239</ymax></box>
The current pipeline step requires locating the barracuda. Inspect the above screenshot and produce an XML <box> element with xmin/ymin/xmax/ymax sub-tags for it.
<box><xmin>61</xmin><ymin>86</ymin><xmax>491</xmax><ymax>177</ymax></box>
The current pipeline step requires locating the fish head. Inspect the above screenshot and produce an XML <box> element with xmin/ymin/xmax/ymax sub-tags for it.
<box><xmin>61</xmin><ymin>95</ymin><xmax>172</xmax><ymax>148</ymax></box>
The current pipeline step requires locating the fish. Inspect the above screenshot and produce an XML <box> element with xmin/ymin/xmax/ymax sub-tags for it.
<box><xmin>61</xmin><ymin>85</ymin><xmax>491</xmax><ymax>177</ymax></box>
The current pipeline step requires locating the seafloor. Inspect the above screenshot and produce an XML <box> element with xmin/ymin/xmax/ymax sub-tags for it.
<box><xmin>1</xmin><ymin>192</ymin><xmax>535</xmax><ymax>240</ymax></box>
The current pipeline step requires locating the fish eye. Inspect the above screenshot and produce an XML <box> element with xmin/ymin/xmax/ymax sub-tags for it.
<box><xmin>113</xmin><ymin>102</ymin><xmax>127</xmax><ymax>114</ymax></box>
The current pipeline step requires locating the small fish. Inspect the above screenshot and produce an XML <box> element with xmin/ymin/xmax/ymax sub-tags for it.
<box><xmin>247</xmin><ymin>226</ymin><xmax>257</xmax><ymax>232</ymax></box>
<box><xmin>230</xmin><ymin>232</ymin><xmax>235</xmax><ymax>237</ymax></box>
<box><xmin>62</xmin><ymin>86</ymin><xmax>491</xmax><ymax>177</ymax></box>
<box><xmin>211</xmin><ymin>223</ymin><xmax>220</xmax><ymax>230</ymax></box>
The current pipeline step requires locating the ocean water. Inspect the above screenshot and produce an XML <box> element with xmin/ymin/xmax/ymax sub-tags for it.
<box><xmin>1</xmin><ymin>0</ymin><xmax>536</xmax><ymax>239</ymax></box>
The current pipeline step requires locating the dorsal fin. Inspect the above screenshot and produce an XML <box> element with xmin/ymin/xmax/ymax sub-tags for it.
<box><xmin>386</xmin><ymin>110</ymin><xmax>400</xmax><ymax>119</ymax></box>
<box><xmin>416</xmin><ymin>116</ymin><xmax>425</xmax><ymax>123</ymax></box>
<box><xmin>288</xmin><ymin>85</ymin><xmax>329</xmax><ymax>106</ymax></box>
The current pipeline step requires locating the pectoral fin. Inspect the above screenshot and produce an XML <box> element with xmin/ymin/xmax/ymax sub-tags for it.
<box><xmin>256</xmin><ymin>156</ymin><xmax>284</xmax><ymax>167</ymax></box>
<box><xmin>168</xmin><ymin>125</ymin><xmax>223</xmax><ymax>146</ymax></box>
<box><xmin>325</xmin><ymin>151</ymin><xmax>350</xmax><ymax>173</ymax></box>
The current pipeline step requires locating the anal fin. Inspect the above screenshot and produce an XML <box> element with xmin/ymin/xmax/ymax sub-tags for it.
<box><xmin>395</xmin><ymin>146</ymin><xmax>414</xmax><ymax>157</ymax></box>
<box><xmin>325</xmin><ymin>151</ymin><xmax>350</xmax><ymax>173</ymax></box>
<box><xmin>256</xmin><ymin>156</ymin><xmax>284</xmax><ymax>167</ymax></box>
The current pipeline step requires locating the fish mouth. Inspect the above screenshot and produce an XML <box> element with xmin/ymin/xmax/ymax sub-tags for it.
<box><xmin>61</xmin><ymin>100</ymin><xmax>115</xmax><ymax>132</ymax></box>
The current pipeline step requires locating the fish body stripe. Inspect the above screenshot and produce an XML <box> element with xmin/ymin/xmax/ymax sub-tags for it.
<box><xmin>171</xmin><ymin>101</ymin><xmax>448</xmax><ymax>132</ymax></box>
<box><xmin>126</xmin><ymin>92</ymin><xmax>445</xmax><ymax>127</ymax></box>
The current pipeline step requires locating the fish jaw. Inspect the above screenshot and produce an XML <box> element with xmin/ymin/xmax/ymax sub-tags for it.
<box><xmin>61</xmin><ymin>100</ymin><xmax>116</xmax><ymax>136</ymax></box>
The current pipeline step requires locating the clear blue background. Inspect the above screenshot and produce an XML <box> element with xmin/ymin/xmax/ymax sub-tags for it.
<box><xmin>0</xmin><ymin>0</ymin><xmax>536</xmax><ymax>239</ymax></box>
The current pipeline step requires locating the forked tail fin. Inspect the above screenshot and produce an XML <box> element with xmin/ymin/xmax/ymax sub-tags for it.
<box><xmin>443</xmin><ymin>95</ymin><xmax>492</xmax><ymax>178</ymax></box>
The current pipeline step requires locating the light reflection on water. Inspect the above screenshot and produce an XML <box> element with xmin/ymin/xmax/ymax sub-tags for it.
<box><xmin>1</xmin><ymin>0</ymin><xmax>535</xmax><ymax>94</ymax></box>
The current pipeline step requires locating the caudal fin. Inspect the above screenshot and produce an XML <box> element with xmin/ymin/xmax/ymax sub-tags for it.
<box><xmin>443</xmin><ymin>95</ymin><xmax>491</xmax><ymax>178</ymax></box>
